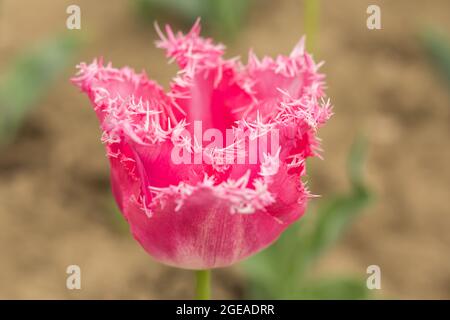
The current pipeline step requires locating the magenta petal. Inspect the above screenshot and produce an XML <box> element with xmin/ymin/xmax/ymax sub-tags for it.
<box><xmin>157</xmin><ymin>20</ymin><xmax>253</xmax><ymax>133</ymax></box>
<box><xmin>127</xmin><ymin>186</ymin><xmax>290</xmax><ymax>269</ymax></box>
<box><xmin>127</xmin><ymin>139</ymin><xmax>204</xmax><ymax>188</ymax></box>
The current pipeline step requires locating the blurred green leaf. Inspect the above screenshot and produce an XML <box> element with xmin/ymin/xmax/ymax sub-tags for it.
<box><xmin>243</xmin><ymin>137</ymin><xmax>372</xmax><ymax>299</ymax></box>
<box><xmin>211</xmin><ymin>0</ymin><xmax>250</xmax><ymax>37</ymax></box>
<box><xmin>135</xmin><ymin>0</ymin><xmax>251</xmax><ymax>39</ymax></box>
<box><xmin>101</xmin><ymin>195</ymin><xmax>131</xmax><ymax>235</ymax></box>
<box><xmin>0</xmin><ymin>34</ymin><xmax>80</xmax><ymax>146</ymax></box>
<box><xmin>294</xmin><ymin>277</ymin><xmax>370</xmax><ymax>300</ymax></box>
<box><xmin>136</xmin><ymin>0</ymin><xmax>203</xmax><ymax>23</ymax></box>
<box><xmin>420</xmin><ymin>28</ymin><xmax>450</xmax><ymax>88</ymax></box>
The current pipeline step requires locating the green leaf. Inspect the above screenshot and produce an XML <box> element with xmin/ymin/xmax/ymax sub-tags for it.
<box><xmin>420</xmin><ymin>28</ymin><xmax>450</xmax><ymax>89</ymax></box>
<box><xmin>302</xmin><ymin>136</ymin><xmax>371</xmax><ymax>261</ymax></box>
<box><xmin>304</xmin><ymin>185</ymin><xmax>371</xmax><ymax>262</ymax></box>
<box><xmin>104</xmin><ymin>196</ymin><xmax>130</xmax><ymax>235</ymax></box>
<box><xmin>295</xmin><ymin>277</ymin><xmax>369</xmax><ymax>300</ymax></box>
<box><xmin>242</xmin><ymin>220</ymin><xmax>311</xmax><ymax>299</ymax></box>
<box><xmin>209</xmin><ymin>0</ymin><xmax>251</xmax><ymax>38</ymax></box>
<box><xmin>136</xmin><ymin>0</ymin><xmax>204</xmax><ymax>23</ymax></box>
<box><xmin>243</xmin><ymin>137</ymin><xmax>372</xmax><ymax>299</ymax></box>
<box><xmin>0</xmin><ymin>34</ymin><xmax>80</xmax><ymax>146</ymax></box>
<box><xmin>135</xmin><ymin>0</ymin><xmax>251</xmax><ymax>39</ymax></box>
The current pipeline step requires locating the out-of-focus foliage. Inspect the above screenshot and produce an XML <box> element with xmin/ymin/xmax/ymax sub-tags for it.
<box><xmin>304</xmin><ymin>0</ymin><xmax>320</xmax><ymax>53</ymax></box>
<box><xmin>0</xmin><ymin>35</ymin><xmax>79</xmax><ymax>146</ymax></box>
<box><xmin>105</xmin><ymin>196</ymin><xmax>130</xmax><ymax>235</ymax></box>
<box><xmin>421</xmin><ymin>28</ymin><xmax>450</xmax><ymax>89</ymax></box>
<box><xmin>243</xmin><ymin>137</ymin><xmax>372</xmax><ymax>299</ymax></box>
<box><xmin>135</xmin><ymin>0</ymin><xmax>252</xmax><ymax>38</ymax></box>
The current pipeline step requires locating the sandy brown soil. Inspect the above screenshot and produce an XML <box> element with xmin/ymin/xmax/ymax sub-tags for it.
<box><xmin>0</xmin><ymin>0</ymin><xmax>449</xmax><ymax>299</ymax></box>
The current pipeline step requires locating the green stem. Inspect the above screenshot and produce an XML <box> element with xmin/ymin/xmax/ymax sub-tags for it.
<box><xmin>304</xmin><ymin>0</ymin><xmax>320</xmax><ymax>54</ymax></box>
<box><xmin>195</xmin><ymin>270</ymin><xmax>211</xmax><ymax>300</ymax></box>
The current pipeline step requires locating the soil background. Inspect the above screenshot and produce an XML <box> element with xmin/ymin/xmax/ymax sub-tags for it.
<box><xmin>0</xmin><ymin>0</ymin><xmax>449</xmax><ymax>299</ymax></box>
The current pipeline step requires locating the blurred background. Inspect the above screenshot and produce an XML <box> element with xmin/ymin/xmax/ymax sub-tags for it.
<box><xmin>0</xmin><ymin>0</ymin><xmax>449</xmax><ymax>299</ymax></box>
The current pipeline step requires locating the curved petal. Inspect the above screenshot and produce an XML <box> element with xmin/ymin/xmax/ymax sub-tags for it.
<box><xmin>72</xmin><ymin>59</ymin><xmax>176</xmax><ymax>143</ymax></box>
<box><xmin>127</xmin><ymin>138</ymin><xmax>205</xmax><ymax>189</ymax></box>
<box><xmin>157</xmin><ymin>20</ymin><xmax>253</xmax><ymax>133</ymax></box>
<box><xmin>126</xmin><ymin>186</ymin><xmax>291</xmax><ymax>269</ymax></box>
<box><xmin>239</xmin><ymin>39</ymin><xmax>326</xmax><ymax>121</ymax></box>
<box><xmin>265</xmin><ymin>162</ymin><xmax>309</xmax><ymax>224</ymax></box>
<box><xmin>108</xmin><ymin>141</ymin><xmax>141</xmax><ymax>218</ymax></box>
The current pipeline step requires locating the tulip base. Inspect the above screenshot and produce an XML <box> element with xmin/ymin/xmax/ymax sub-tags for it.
<box><xmin>195</xmin><ymin>270</ymin><xmax>211</xmax><ymax>300</ymax></box>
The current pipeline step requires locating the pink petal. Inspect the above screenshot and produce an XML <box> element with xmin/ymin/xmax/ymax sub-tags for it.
<box><xmin>127</xmin><ymin>185</ymin><xmax>292</xmax><ymax>269</ymax></box>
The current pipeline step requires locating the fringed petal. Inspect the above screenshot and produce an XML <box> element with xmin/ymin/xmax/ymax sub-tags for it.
<box><xmin>127</xmin><ymin>177</ymin><xmax>285</xmax><ymax>269</ymax></box>
<box><xmin>73</xmin><ymin>20</ymin><xmax>332</xmax><ymax>269</ymax></box>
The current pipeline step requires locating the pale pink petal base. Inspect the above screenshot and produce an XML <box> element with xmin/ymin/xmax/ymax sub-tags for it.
<box><xmin>127</xmin><ymin>187</ymin><xmax>296</xmax><ymax>269</ymax></box>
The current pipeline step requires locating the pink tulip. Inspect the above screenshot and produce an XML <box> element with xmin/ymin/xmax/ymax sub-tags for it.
<box><xmin>72</xmin><ymin>20</ymin><xmax>331</xmax><ymax>270</ymax></box>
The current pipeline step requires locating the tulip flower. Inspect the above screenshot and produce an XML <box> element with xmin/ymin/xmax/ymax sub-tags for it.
<box><xmin>72</xmin><ymin>19</ymin><xmax>331</xmax><ymax>298</ymax></box>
